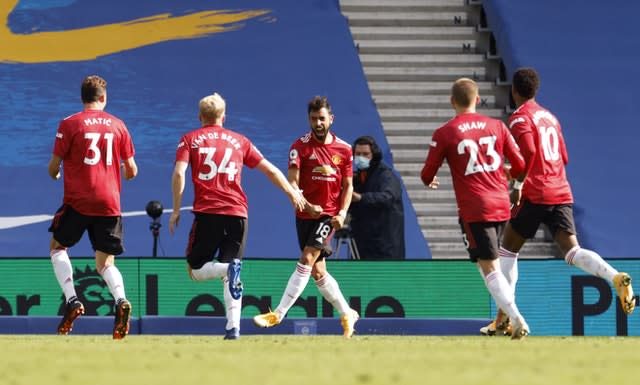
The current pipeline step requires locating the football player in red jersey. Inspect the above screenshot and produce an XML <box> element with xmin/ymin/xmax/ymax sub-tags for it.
<box><xmin>169</xmin><ymin>92</ymin><xmax>305</xmax><ymax>340</ymax></box>
<box><xmin>253</xmin><ymin>96</ymin><xmax>360</xmax><ymax>338</ymax></box>
<box><xmin>482</xmin><ymin>68</ymin><xmax>635</xmax><ymax>336</ymax></box>
<box><xmin>47</xmin><ymin>75</ymin><xmax>138</xmax><ymax>339</ymax></box>
<box><xmin>421</xmin><ymin>78</ymin><xmax>530</xmax><ymax>339</ymax></box>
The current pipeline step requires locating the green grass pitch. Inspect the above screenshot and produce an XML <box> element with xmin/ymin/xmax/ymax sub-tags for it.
<box><xmin>1</xmin><ymin>335</ymin><xmax>637</xmax><ymax>385</ymax></box>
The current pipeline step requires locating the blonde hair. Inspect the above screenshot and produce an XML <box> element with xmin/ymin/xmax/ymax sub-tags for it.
<box><xmin>199</xmin><ymin>92</ymin><xmax>226</xmax><ymax>122</ymax></box>
<box><xmin>451</xmin><ymin>78</ymin><xmax>478</xmax><ymax>108</ymax></box>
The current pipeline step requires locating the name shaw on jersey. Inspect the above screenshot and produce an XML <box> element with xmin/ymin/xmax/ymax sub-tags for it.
<box><xmin>190</xmin><ymin>131</ymin><xmax>241</xmax><ymax>150</ymax></box>
<box><xmin>457</xmin><ymin>121</ymin><xmax>487</xmax><ymax>133</ymax></box>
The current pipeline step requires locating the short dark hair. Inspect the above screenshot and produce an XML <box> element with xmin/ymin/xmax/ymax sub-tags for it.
<box><xmin>512</xmin><ymin>68</ymin><xmax>539</xmax><ymax>99</ymax></box>
<box><xmin>81</xmin><ymin>75</ymin><xmax>107</xmax><ymax>104</ymax></box>
<box><xmin>353</xmin><ymin>135</ymin><xmax>382</xmax><ymax>164</ymax></box>
<box><xmin>307</xmin><ymin>95</ymin><xmax>332</xmax><ymax>115</ymax></box>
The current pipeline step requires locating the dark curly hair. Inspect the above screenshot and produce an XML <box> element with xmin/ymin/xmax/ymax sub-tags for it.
<box><xmin>512</xmin><ymin>67</ymin><xmax>540</xmax><ymax>99</ymax></box>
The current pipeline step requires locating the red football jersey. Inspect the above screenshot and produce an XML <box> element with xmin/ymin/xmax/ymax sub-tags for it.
<box><xmin>175</xmin><ymin>124</ymin><xmax>264</xmax><ymax>218</ymax></box>
<box><xmin>53</xmin><ymin>109</ymin><xmax>135</xmax><ymax>216</ymax></box>
<box><xmin>421</xmin><ymin>112</ymin><xmax>525</xmax><ymax>222</ymax></box>
<box><xmin>288</xmin><ymin>132</ymin><xmax>353</xmax><ymax>219</ymax></box>
<box><xmin>509</xmin><ymin>100</ymin><xmax>573</xmax><ymax>204</ymax></box>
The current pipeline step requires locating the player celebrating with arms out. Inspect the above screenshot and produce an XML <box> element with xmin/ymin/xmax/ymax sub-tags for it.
<box><xmin>253</xmin><ymin>96</ymin><xmax>360</xmax><ymax>338</ymax></box>
<box><xmin>421</xmin><ymin>78</ymin><xmax>530</xmax><ymax>339</ymax></box>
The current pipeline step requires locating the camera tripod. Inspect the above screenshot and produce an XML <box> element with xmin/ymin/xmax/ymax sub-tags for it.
<box><xmin>333</xmin><ymin>227</ymin><xmax>360</xmax><ymax>260</ymax></box>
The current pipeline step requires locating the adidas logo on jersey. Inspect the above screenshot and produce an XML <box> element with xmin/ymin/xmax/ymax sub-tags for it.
<box><xmin>309</xmin><ymin>152</ymin><xmax>317</xmax><ymax>160</ymax></box>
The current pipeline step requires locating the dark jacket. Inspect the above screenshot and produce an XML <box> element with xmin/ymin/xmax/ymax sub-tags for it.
<box><xmin>349</xmin><ymin>161</ymin><xmax>405</xmax><ymax>260</ymax></box>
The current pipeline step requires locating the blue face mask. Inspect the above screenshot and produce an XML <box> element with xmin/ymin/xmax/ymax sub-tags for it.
<box><xmin>354</xmin><ymin>156</ymin><xmax>371</xmax><ymax>171</ymax></box>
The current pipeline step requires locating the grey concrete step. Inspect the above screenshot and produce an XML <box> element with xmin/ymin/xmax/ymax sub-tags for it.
<box><xmin>383</xmin><ymin>122</ymin><xmax>442</xmax><ymax>135</ymax></box>
<box><xmin>360</xmin><ymin>53</ymin><xmax>486</xmax><ymax>68</ymax></box>
<box><xmin>369</xmin><ymin>80</ymin><xmax>497</xmax><ymax>95</ymax></box>
<box><xmin>423</xmin><ymin>226</ymin><xmax>548</xmax><ymax>240</ymax></box>
<box><xmin>375</xmin><ymin>94</ymin><xmax>496</xmax><ymax>109</ymax></box>
<box><xmin>407</xmin><ymin>188</ymin><xmax>456</xmax><ymax>203</ymax></box>
<box><xmin>364</xmin><ymin>66</ymin><xmax>487</xmax><ymax>81</ymax></box>
<box><xmin>357</xmin><ymin>40</ymin><xmax>478</xmax><ymax>54</ymax></box>
<box><xmin>413</xmin><ymin>202</ymin><xmax>458</xmax><ymax>216</ymax></box>
<box><xmin>393</xmin><ymin>149</ymin><xmax>430</xmax><ymax>163</ymax></box>
<box><xmin>427</xmin><ymin>241</ymin><xmax>558</xmax><ymax>259</ymax></box>
<box><xmin>387</xmin><ymin>136</ymin><xmax>430</xmax><ymax>150</ymax></box>
<box><xmin>402</xmin><ymin>173</ymin><xmax>452</xmax><ymax>187</ymax></box>
<box><xmin>359</xmin><ymin>53</ymin><xmax>485</xmax><ymax>67</ymax></box>
<box><xmin>340</xmin><ymin>0</ymin><xmax>470</xmax><ymax>12</ymax></box>
<box><xmin>396</xmin><ymin>164</ymin><xmax>452</xmax><ymax>178</ymax></box>
<box><xmin>350</xmin><ymin>26</ymin><xmax>476</xmax><ymax>40</ymax></box>
<box><xmin>345</xmin><ymin>12</ymin><xmax>472</xmax><ymax>27</ymax></box>
<box><xmin>379</xmin><ymin>108</ymin><xmax>504</xmax><ymax>123</ymax></box>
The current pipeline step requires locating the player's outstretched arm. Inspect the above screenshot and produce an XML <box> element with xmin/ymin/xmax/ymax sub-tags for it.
<box><xmin>256</xmin><ymin>159</ymin><xmax>305</xmax><ymax>212</ymax></box>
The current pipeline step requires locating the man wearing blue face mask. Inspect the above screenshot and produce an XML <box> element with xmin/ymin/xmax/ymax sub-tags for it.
<box><xmin>349</xmin><ymin>136</ymin><xmax>405</xmax><ymax>260</ymax></box>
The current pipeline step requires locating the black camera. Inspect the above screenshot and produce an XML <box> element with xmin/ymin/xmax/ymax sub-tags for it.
<box><xmin>145</xmin><ymin>200</ymin><xmax>163</xmax><ymax>220</ymax></box>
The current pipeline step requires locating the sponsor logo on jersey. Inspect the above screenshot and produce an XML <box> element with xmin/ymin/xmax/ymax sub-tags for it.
<box><xmin>311</xmin><ymin>165</ymin><xmax>337</xmax><ymax>181</ymax></box>
<box><xmin>312</xmin><ymin>165</ymin><xmax>336</xmax><ymax>176</ymax></box>
<box><xmin>309</xmin><ymin>152</ymin><xmax>317</xmax><ymax>160</ymax></box>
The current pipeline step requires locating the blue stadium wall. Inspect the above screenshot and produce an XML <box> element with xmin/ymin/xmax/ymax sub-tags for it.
<box><xmin>483</xmin><ymin>0</ymin><xmax>640</xmax><ymax>257</ymax></box>
<box><xmin>0</xmin><ymin>0</ymin><xmax>429</xmax><ymax>259</ymax></box>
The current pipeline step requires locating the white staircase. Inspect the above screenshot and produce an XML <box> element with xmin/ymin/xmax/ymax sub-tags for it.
<box><xmin>340</xmin><ymin>0</ymin><xmax>557</xmax><ymax>258</ymax></box>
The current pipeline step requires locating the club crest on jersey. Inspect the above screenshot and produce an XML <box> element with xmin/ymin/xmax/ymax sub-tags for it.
<box><xmin>331</xmin><ymin>155</ymin><xmax>342</xmax><ymax>165</ymax></box>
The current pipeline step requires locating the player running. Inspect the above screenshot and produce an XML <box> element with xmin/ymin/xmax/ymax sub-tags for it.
<box><xmin>48</xmin><ymin>75</ymin><xmax>137</xmax><ymax>339</ymax></box>
<box><xmin>481</xmin><ymin>68</ymin><xmax>635</xmax><ymax>336</ymax></box>
<box><xmin>253</xmin><ymin>96</ymin><xmax>359</xmax><ymax>338</ymax></box>
<box><xmin>421</xmin><ymin>78</ymin><xmax>530</xmax><ymax>340</ymax></box>
<box><xmin>169</xmin><ymin>92</ymin><xmax>305</xmax><ymax>340</ymax></box>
